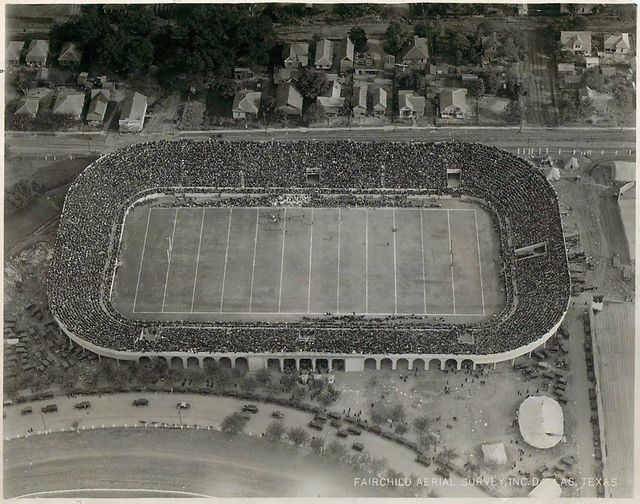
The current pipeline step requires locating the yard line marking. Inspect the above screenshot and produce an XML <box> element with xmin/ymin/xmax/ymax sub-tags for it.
<box><xmin>132</xmin><ymin>207</ymin><xmax>152</xmax><ymax>313</ymax></box>
<box><xmin>307</xmin><ymin>208</ymin><xmax>314</xmax><ymax>314</ymax></box>
<box><xmin>420</xmin><ymin>209</ymin><xmax>427</xmax><ymax>315</ymax></box>
<box><xmin>248</xmin><ymin>208</ymin><xmax>260</xmax><ymax>312</ymax></box>
<box><xmin>219</xmin><ymin>208</ymin><xmax>233</xmax><ymax>312</ymax></box>
<box><xmin>161</xmin><ymin>208</ymin><xmax>179</xmax><ymax>313</ymax></box>
<box><xmin>189</xmin><ymin>208</ymin><xmax>206</xmax><ymax>313</ymax></box>
<box><xmin>365</xmin><ymin>208</ymin><xmax>369</xmax><ymax>314</ymax></box>
<box><xmin>336</xmin><ymin>208</ymin><xmax>341</xmax><ymax>314</ymax></box>
<box><xmin>278</xmin><ymin>208</ymin><xmax>287</xmax><ymax>313</ymax></box>
<box><xmin>474</xmin><ymin>209</ymin><xmax>486</xmax><ymax>316</ymax></box>
<box><xmin>392</xmin><ymin>207</ymin><xmax>398</xmax><ymax>315</ymax></box>
<box><xmin>135</xmin><ymin>310</ymin><xmax>479</xmax><ymax>317</ymax></box>
<box><xmin>447</xmin><ymin>209</ymin><xmax>456</xmax><ymax>315</ymax></box>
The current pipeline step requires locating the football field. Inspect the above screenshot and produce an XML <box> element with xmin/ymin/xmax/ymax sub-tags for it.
<box><xmin>112</xmin><ymin>202</ymin><xmax>504</xmax><ymax>323</ymax></box>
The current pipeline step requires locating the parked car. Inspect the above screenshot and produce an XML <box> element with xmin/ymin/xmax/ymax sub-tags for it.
<box><xmin>42</xmin><ymin>391</ymin><xmax>54</xmax><ymax>399</ymax></box>
<box><xmin>416</xmin><ymin>454</ymin><xmax>431</xmax><ymax>467</ymax></box>
<box><xmin>337</xmin><ymin>429</ymin><xmax>350</xmax><ymax>438</ymax></box>
<box><xmin>21</xmin><ymin>406</ymin><xmax>33</xmax><ymax>415</ymax></box>
<box><xmin>347</xmin><ymin>426</ymin><xmax>362</xmax><ymax>436</ymax></box>
<box><xmin>74</xmin><ymin>401</ymin><xmax>91</xmax><ymax>409</ymax></box>
<box><xmin>352</xmin><ymin>442</ymin><xmax>364</xmax><ymax>451</ymax></box>
<box><xmin>309</xmin><ymin>419</ymin><xmax>324</xmax><ymax>431</ymax></box>
<box><xmin>133</xmin><ymin>398</ymin><xmax>149</xmax><ymax>406</ymax></box>
<box><xmin>176</xmin><ymin>402</ymin><xmax>190</xmax><ymax>409</ymax></box>
<box><xmin>41</xmin><ymin>404</ymin><xmax>58</xmax><ymax>413</ymax></box>
<box><xmin>314</xmin><ymin>413</ymin><xmax>328</xmax><ymax>423</ymax></box>
<box><xmin>330</xmin><ymin>419</ymin><xmax>342</xmax><ymax>428</ymax></box>
<box><xmin>435</xmin><ymin>467</ymin><xmax>450</xmax><ymax>479</ymax></box>
<box><xmin>271</xmin><ymin>410</ymin><xmax>284</xmax><ymax>419</ymax></box>
<box><xmin>327</xmin><ymin>411</ymin><xmax>341</xmax><ymax>420</ymax></box>
<box><xmin>242</xmin><ymin>404</ymin><xmax>258</xmax><ymax>413</ymax></box>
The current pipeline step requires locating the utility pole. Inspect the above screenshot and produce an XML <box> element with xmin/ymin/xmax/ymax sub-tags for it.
<box><xmin>40</xmin><ymin>413</ymin><xmax>47</xmax><ymax>431</ymax></box>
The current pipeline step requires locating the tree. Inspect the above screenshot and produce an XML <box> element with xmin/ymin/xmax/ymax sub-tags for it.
<box><xmin>349</xmin><ymin>26</ymin><xmax>368</xmax><ymax>53</ymax></box>
<box><xmin>265</xmin><ymin>420</ymin><xmax>286</xmax><ymax>442</ymax></box>
<box><xmin>502</xmin><ymin>36</ymin><xmax>520</xmax><ymax>62</ymax></box>
<box><xmin>440</xmin><ymin>446</ymin><xmax>458</xmax><ymax>463</ymax></box>
<box><xmin>581</xmin><ymin>68</ymin><xmax>605</xmax><ymax>92</ymax></box>
<box><xmin>304</xmin><ymin>102</ymin><xmax>327</xmax><ymax>123</ymax></box>
<box><xmin>325</xmin><ymin>440</ymin><xmax>348</xmax><ymax>460</ymax></box>
<box><xmin>310</xmin><ymin>436</ymin><xmax>326</xmax><ymax>454</ymax></box>
<box><xmin>414</xmin><ymin>21</ymin><xmax>429</xmax><ymax>38</ymax></box>
<box><xmin>417</xmin><ymin>432</ymin><xmax>439</xmax><ymax>453</ymax></box>
<box><xmin>254</xmin><ymin>368</ymin><xmax>271</xmax><ymax>385</ymax></box>
<box><xmin>384</xmin><ymin>21</ymin><xmax>410</xmax><ymax>55</ymax></box>
<box><xmin>221</xmin><ymin>412</ymin><xmax>248</xmax><ymax>435</ymax></box>
<box><xmin>240</xmin><ymin>375</ymin><xmax>257</xmax><ymax>393</ymax></box>
<box><xmin>577</xmin><ymin>97</ymin><xmax>595</xmax><ymax>120</ymax></box>
<box><xmin>505</xmin><ymin>100</ymin><xmax>524</xmax><ymax>125</ymax></box>
<box><xmin>557</xmin><ymin>95</ymin><xmax>578</xmax><ymax>124</ymax></box>
<box><xmin>480</xmin><ymin>72</ymin><xmax>499</xmax><ymax>95</ymax></box>
<box><xmin>112</xmin><ymin>364</ymin><xmax>131</xmax><ymax>387</ymax></box>
<box><xmin>281</xmin><ymin>370</ymin><xmax>299</xmax><ymax>392</ymax></box>
<box><xmin>291</xmin><ymin>384</ymin><xmax>306</xmax><ymax>404</ymax></box>
<box><xmin>394</xmin><ymin>423</ymin><xmax>408</xmax><ymax>436</ymax></box>
<box><xmin>297</xmin><ymin>68</ymin><xmax>331</xmax><ymax>99</ymax></box>
<box><xmin>475</xmin><ymin>78</ymin><xmax>485</xmax><ymax>99</ymax></box>
<box><xmin>287</xmin><ymin>426</ymin><xmax>310</xmax><ymax>447</ymax></box>
<box><xmin>413</xmin><ymin>416</ymin><xmax>432</xmax><ymax>434</ymax></box>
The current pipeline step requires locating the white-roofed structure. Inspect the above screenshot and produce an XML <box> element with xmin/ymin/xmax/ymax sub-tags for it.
<box><xmin>564</xmin><ymin>156</ymin><xmax>579</xmax><ymax>170</ymax></box>
<box><xmin>518</xmin><ymin>395</ymin><xmax>564</xmax><ymax>449</ymax></box>
<box><xmin>545</xmin><ymin>166</ymin><xmax>561</xmax><ymax>181</ymax></box>
<box><xmin>481</xmin><ymin>442</ymin><xmax>507</xmax><ymax>465</ymax></box>
<box><xmin>528</xmin><ymin>478</ymin><xmax>562</xmax><ymax>498</ymax></box>
<box><xmin>618</xmin><ymin>181</ymin><xmax>635</xmax><ymax>261</ymax></box>
<box><xmin>612</xmin><ymin>161</ymin><xmax>635</xmax><ymax>182</ymax></box>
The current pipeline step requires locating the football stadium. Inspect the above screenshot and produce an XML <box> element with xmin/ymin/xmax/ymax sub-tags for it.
<box><xmin>47</xmin><ymin>140</ymin><xmax>570</xmax><ymax>372</ymax></box>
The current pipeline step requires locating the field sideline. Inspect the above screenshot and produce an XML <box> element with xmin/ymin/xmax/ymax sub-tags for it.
<box><xmin>112</xmin><ymin>200</ymin><xmax>505</xmax><ymax>323</ymax></box>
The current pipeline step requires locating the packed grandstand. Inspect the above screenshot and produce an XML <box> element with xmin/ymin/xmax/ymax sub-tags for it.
<box><xmin>47</xmin><ymin>140</ymin><xmax>570</xmax><ymax>357</ymax></box>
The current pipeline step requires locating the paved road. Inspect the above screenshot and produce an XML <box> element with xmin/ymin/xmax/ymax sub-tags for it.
<box><xmin>4</xmin><ymin>392</ymin><xmax>486</xmax><ymax>497</ymax></box>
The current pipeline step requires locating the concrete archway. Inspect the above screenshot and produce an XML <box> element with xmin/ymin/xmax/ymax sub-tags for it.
<box><xmin>461</xmin><ymin>359</ymin><xmax>474</xmax><ymax>370</ymax></box>
<box><xmin>170</xmin><ymin>356</ymin><xmax>184</xmax><ymax>369</ymax></box>
<box><xmin>267</xmin><ymin>358</ymin><xmax>281</xmax><ymax>372</ymax></box>
<box><xmin>203</xmin><ymin>356</ymin><xmax>216</xmax><ymax>368</ymax></box>
<box><xmin>445</xmin><ymin>358</ymin><xmax>458</xmax><ymax>371</ymax></box>
<box><xmin>364</xmin><ymin>358</ymin><xmax>377</xmax><ymax>370</ymax></box>
<box><xmin>219</xmin><ymin>357</ymin><xmax>232</xmax><ymax>369</ymax></box>
<box><xmin>331</xmin><ymin>359</ymin><xmax>345</xmax><ymax>372</ymax></box>
<box><xmin>396</xmin><ymin>358</ymin><xmax>409</xmax><ymax>371</ymax></box>
<box><xmin>380</xmin><ymin>358</ymin><xmax>393</xmax><ymax>370</ymax></box>
<box><xmin>299</xmin><ymin>358</ymin><xmax>313</xmax><ymax>371</ymax></box>
<box><xmin>235</xmin><ymin>357</ymin><xmax>248</xmax><ymax>372</ymax></box>
<box><xmin>139</xmin><ymin>356</ymin><xmax>152</xmax><ymax>367</ymax></box>
<box><xmin>427</xmin><ymin>359</ymin><xmax>441</xmax><ymax>371</ymax></box>
<box><xmin>316</xmin><ymin>358</ymin><xmax>329</xmax><ymax>372</ymax></box>
<box><xmin>187</xmin><ymin>357</ymin><xmax>200</xmax><ymax>369</ymax></box>
<box><xmin>412</xmin><ymin>358</ymin><xmax>426</xmax><ymax>371</ymax></box>
<box><xmin>283</xmin><ymin>358</ymin><xmax>297</xmax><ymax>371</ymax></box>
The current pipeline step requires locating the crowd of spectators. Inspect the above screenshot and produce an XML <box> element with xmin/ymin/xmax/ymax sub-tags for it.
<box><xmin>47</xmin><ymin>140</ymin><xmax>571</xmax><ymax>357</ymax></box>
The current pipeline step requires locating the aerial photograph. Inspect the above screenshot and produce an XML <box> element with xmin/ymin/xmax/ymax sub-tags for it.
<box><xmin>2</xmin><ymin>1</ymin><xmax>636</xmax><ymax>499</ymax></box>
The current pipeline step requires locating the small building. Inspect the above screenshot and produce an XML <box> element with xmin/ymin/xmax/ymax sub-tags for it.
<box><xmin>314</xmin><ymin>39</ymin><xmax>333</xmax><ymax>70</ymax></box>
<box><xmin>560</xmin><ymin>31</ymin><xmax>592</xmax><ymax>54</ymax></box>
<box><xmin>52</xmin><ymin>91</ymin><xmax>85</xmax><ymax>119</ymax></box>
<box><xmin>275</xmin><ymin>82</ymin><xmax>303</xmax><ymax>115</ymax></box>
<box><xmin>316</xmin><ymin>80</ymin><xmax>344</xmax><ymax>116</ymax></box>
<box><xmin>233</xmin><ymin>67</ymin><xmax>255</xmax><ymax>80</ymax></box>
<box><xmin>282</xmin><ymin>42</ymin><xmax>309</xmax><ymax>68</ymax></box>
<box><xmin>119</xmin><ymin>91</ymin><xmax>148</xmax><ymax>132</ymax></box>
<box><xmin>579</xmin><ymin>86</ymin><xmax>613</xmax><ymax>115</ymax></box>
<box><xmin>371</xmin><ymin>87</ymin><xmax>387</xmax><ymax>117</ymax></box>
<box><xmin>77</xmin><ymin>71</ymin><xmax>89</xmax><ymax>86</ymax></box>
<box><xmin>398</xmin><ymin>90</ymin><xmax>425</xmax><ymax>118</ymax></box>
<box><xmin>25</xmin><ymin>39</ymin><xmax>49</xmax><ymax>67</ymax></box>
<box><xmin>352</xmin><ymin>84</ymin><xmax>367</xmax><ymax>117</ymax></box>
<box><xmin>383</xmin><ymin>54</ymin><xmax>396</xmax><ymax>71</ymax></box>
<box><xmin>560</xmin><ymin>4</ymin><xmax>597</xmax><ymax>14</ymax></box>
<box><xmin>232</xmin><ymin>90</ymin><xmax>261</xmax><ymax>119</ymax></box>
<box><xmin>336</xmin><ymin>36</ymin><xmax>355</xmax><ymax>73</ymax></box>
<box><xmin>481</xmin><ymin>442</ymin><xmax>508</xmax><ymax>466</ymax></box>
<box><xmin>604</xmin><ymin>33</ymin><xmax>631</xmax><ymax>54</ymax></box>
<box><xmin>6</xmin><ymin>41</ymin><xmax>25</xmax><ymax>66</ymax></box>
<box><xmin>585</xmin><ymin>56</ymin><xmax>600</xmax><ymax>68</ymax></box>
<box><xmin>14</xmin><ymin>97</ymin><xmax>39</xmax><ymax>117</ymax></box>
<box><xmin>557</xmin><ymin>62</ymin><xmax>576</xmax><ymax>74</ymax></box>
<box><xmin>86</xmin><ymin>89</ymin><xmax>110</xmax><ymax>126</ymax></box>
<box><xmin>402</xmin><ymin>35</ymin><xmax>429</xmax><ymax>70</ymax></box>
<box><xmin>461</xmin><ymin>73</ymin><xmax>479</xmax><ymax>83</ymax></box>
<box><xmin>439</xmin><ymin>87</ymin><xmax>468</xmax><ymax>119</ymax></box>
<box><xmin>58</xmin><ymin>42</ymin><xmax>82</xmax><ymax>66</ymax></box>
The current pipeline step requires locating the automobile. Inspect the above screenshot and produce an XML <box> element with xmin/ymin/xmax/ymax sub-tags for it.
<box><xmin>41</xmin><ymin>404</ymin><xmax>58</xmax><ymax>413</ymax></box>
<box><xmin>557</xmin><ymin>377</ymin><xmax>568</xmax><ymax>385</ymax></box>
<box><xmin>351</xmin><ymin>442</ymin><xmax>364</xmax><ymax>451</ymax></box>
<box><xmin>416</xmin><ymin>454</ymin><xmax>431</xmax><ymax>467</ymax></box>
<box><xmin>535</xmin><ymin>362</ymin><xmax>550</xmax><ymax>369</ymax></box>
<box><xmin>42</xmin><ymin>391</ymin><xmax>54</xmax><ymax>399</ymax></box>
<box><xmin>347</xmin><ymin>426</ymin><xmax>362</xmax><ymax>436</ymax></box>
<box><xmin>330</xmin><ymin>419</ymin><xmax>342</xmax><ymax>428</ymax></box>
<box><xmin>314</xmin><ymin>413</ymin><xmax>328</xmax><ymax>423</ymax></box>
<box><xmin>337</xmin><ymin>429</ymin><xmax>350</xmax><ymax>438</ymax></box>
<box><xmin>309</xmin><ymin>419</ymin><xmax>324</xmax><ymax>431</ymax></box>
<box><xmin>327</xmin><ymin>411</ymin><xmax>341</xmax><ymax>420</ymax></box>
<box><xmin>176</xmin><ymin>402</ymin><xmax>190</xmax><ymax>410</ymax></box>
<box><xmin>435</xmin><ymin>467</ymin><xmax>450</xmax><ymax>479</ymax></box>
<box><xmin>133</xmin><ymin>398</ymin><xmax>149</xmax><ymax>407</ymax></box>
<box><xmin>557</xmin><ymin>396</ymin><xmax>569</xmax><ymax>405</ymax></box>
<box><xmin>21</xmin><ymin>406</ymin><xmax>33</xmax><ymax>415</ymax></box>
<box><xmin>242</xmin><ymin>404</ymin><xmax>258</xmax><ymax>413</ymax></box>
<box><xmin>74</xmin><ymin>401</ymin><xmax>91</xmax><ymax>409</ymax></box>
<box><xmin>271</xmin><ymin>410</ymin><xmax>284</xmax><ymax>419</ymax></box>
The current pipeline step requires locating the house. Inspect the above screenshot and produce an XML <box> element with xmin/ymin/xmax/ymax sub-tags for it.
<box><xmin>402</xmin><ymin>35</ymin><xmax>429</xmax><ymax>70</ymax></box>
<box><xmin>86</xmin><ymin>89</ymin><xmax>110</xmax><ymax>126</ymax></box>
<box><xmin>398</xmin><ymin>90</ymin><xmax>425</xmax><ymax>118</ymax></box>
<box><xmin>119</xmin><ymin>91</ymin><xmax>148</xmax><ymax>132</ymax></box>
<box><xmin>336</xmin><ymin>36</ymin><xmax>355</xmax><ymax>73</ymax></box>
<box><xmin>439</xmin><ymin>87</ymin><xmax>469</xmax><ymax>119</ymax></box>
<box><xmin>579</xmin><ymin>86</ymin><xmax>613</xmax><ymax>115</ymax></box>
<box><xmin>371</xmin><ymin>87</ymin><xmax>387</xmax><ymax>117</ymax></box>
<box><xmin>352</xmin><ymin>85</ymin><xmax>368</xmax><ymax>117</ymax></box>
<box><xmin>316</xmin><ymin>80</ymin><xmax>345</xmax><ymax>115</ymax></box>
<box><xmin>557</xmin><ymin>62</ymin><xmax>576</xmax><ymax>74</ymax></box>
<box><xmin>282</xmin><ymin>42</ymin><xmax>309</xmax><ymax>68</ymax></box>
<box><xmin>383</xmin><ymin>55</ymin><xmax>396</xmax><ymax>71</ymax></box>
<box><xmin>560</xmin><ymin>4</ymin><xmax>598</xmax><ymax>14</ymax></box>
<box><xmin>58</xmin><ymin>42</ymin><xmax>81</xmax><ymax>66</ymax></box>
<box><xmin>481</xmin><ymin>32</ymin><xmax>502</xmax><ymax>59</ymax></box>
<box><xmin>234</xmin><ymin>67</ymin><xmax>255</xmax><ymax>80</ymax></box>
<box><xmin>232</xmin><ymin>90</ymin><xmax>261</xmax><ymax>119</ymax></box>
<box><xmin>314</xmin><ymin>39</ymin><xmax>333</xmax><ymax>70</ymax></box>
<box><xmin>517</xmin><ymin>4</ymin><xmax>528</xmax><ymax>15</ymax></box>
<box><xmin>604</xmin><ymin>33</ymin><xmax>631</xmax><ymax>54</ymax></box>
<box><xmin>25</xmin><ymin>39</ymin><xmax>49</xmax><ymax>67</ymax></box>
<box><xmin>585</xmin><ymin>56</ymin><xmax>599</xmax><ymax>68</ymax></box>
<box><xmin>275</xmin><ymin>82</ymin><xmax>303</xmax><ymax>115</ymax></box>
<box><xmin>6</xmin><ymin>41</ymin><xmax>25</xmax><ymax>65</ymax></box>
<box><xmin>14</xmin><ymin>97</ymin><xmax>39</xmax><ymax>117</ymax></box>
<box><xmin>461</xmin><ymin>74</ymin><xmax>479</xmax><ymax>83</ymax></box>
<box><xmin>429</xmin><ymin>63</ymin><xmax>453</xmax><ymax>77</ymax></box>
<box><xmin>560</xmin><ymin>31</ymin><xmax>592</xmax><ymax>54</ymax></box>
<box><xmin>274</xmin><ymin>67</ymin><xmax>301</xmax><ymax>84</ymax></box>
<box><xmin>52</xmin><ymin>91</ymin><xmax>85</xmax><ymax>119</ymax></box>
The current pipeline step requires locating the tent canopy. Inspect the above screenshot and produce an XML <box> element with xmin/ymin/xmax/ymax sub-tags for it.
<box><xmin>613</xmin><ymin>161</ymin><xmax>636</xmax><ymax>183</ymax></box>
<box><xmin>528</xmin><ymin>478</ymin><xmax>562</xmax><ymax>498</ymax></box>
<box><xmin>518</xmin><ymin>395</ymin><xmax>564</xmax><ymax>449</ymax></box>
<box><xmin>481</xmin><ymin>442</ymin><xmax>507</xmax><ymax>465</ymax></box>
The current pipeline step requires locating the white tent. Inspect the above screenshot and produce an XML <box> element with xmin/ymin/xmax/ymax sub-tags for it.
<box><xmin>528</xmin><ymin>478</ymin><xmax>562</xmax><ymax>498</ymax></box>
<box><xmin>481</xmin><ymin>442</ymin><xmax>507</xmax><ymax>465</ymax></box>
<box><xmin>564</xmin><ymin>156</ymin><xmax>579</xmax><ymax>170</ymax></box>
<box><xmin>545</xmin><ymin>166</ymin><xmax>561</xmax><ymax>181</ymax></box>
<box><xmin>612</xmin><ymin>161</ymin><xmax>636</xmax><ymax>183</ymax></box>
<box><xmin>518</xmin><ymin>395</ymin><xmax>564</xmax><ymax>449</ymax></box>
